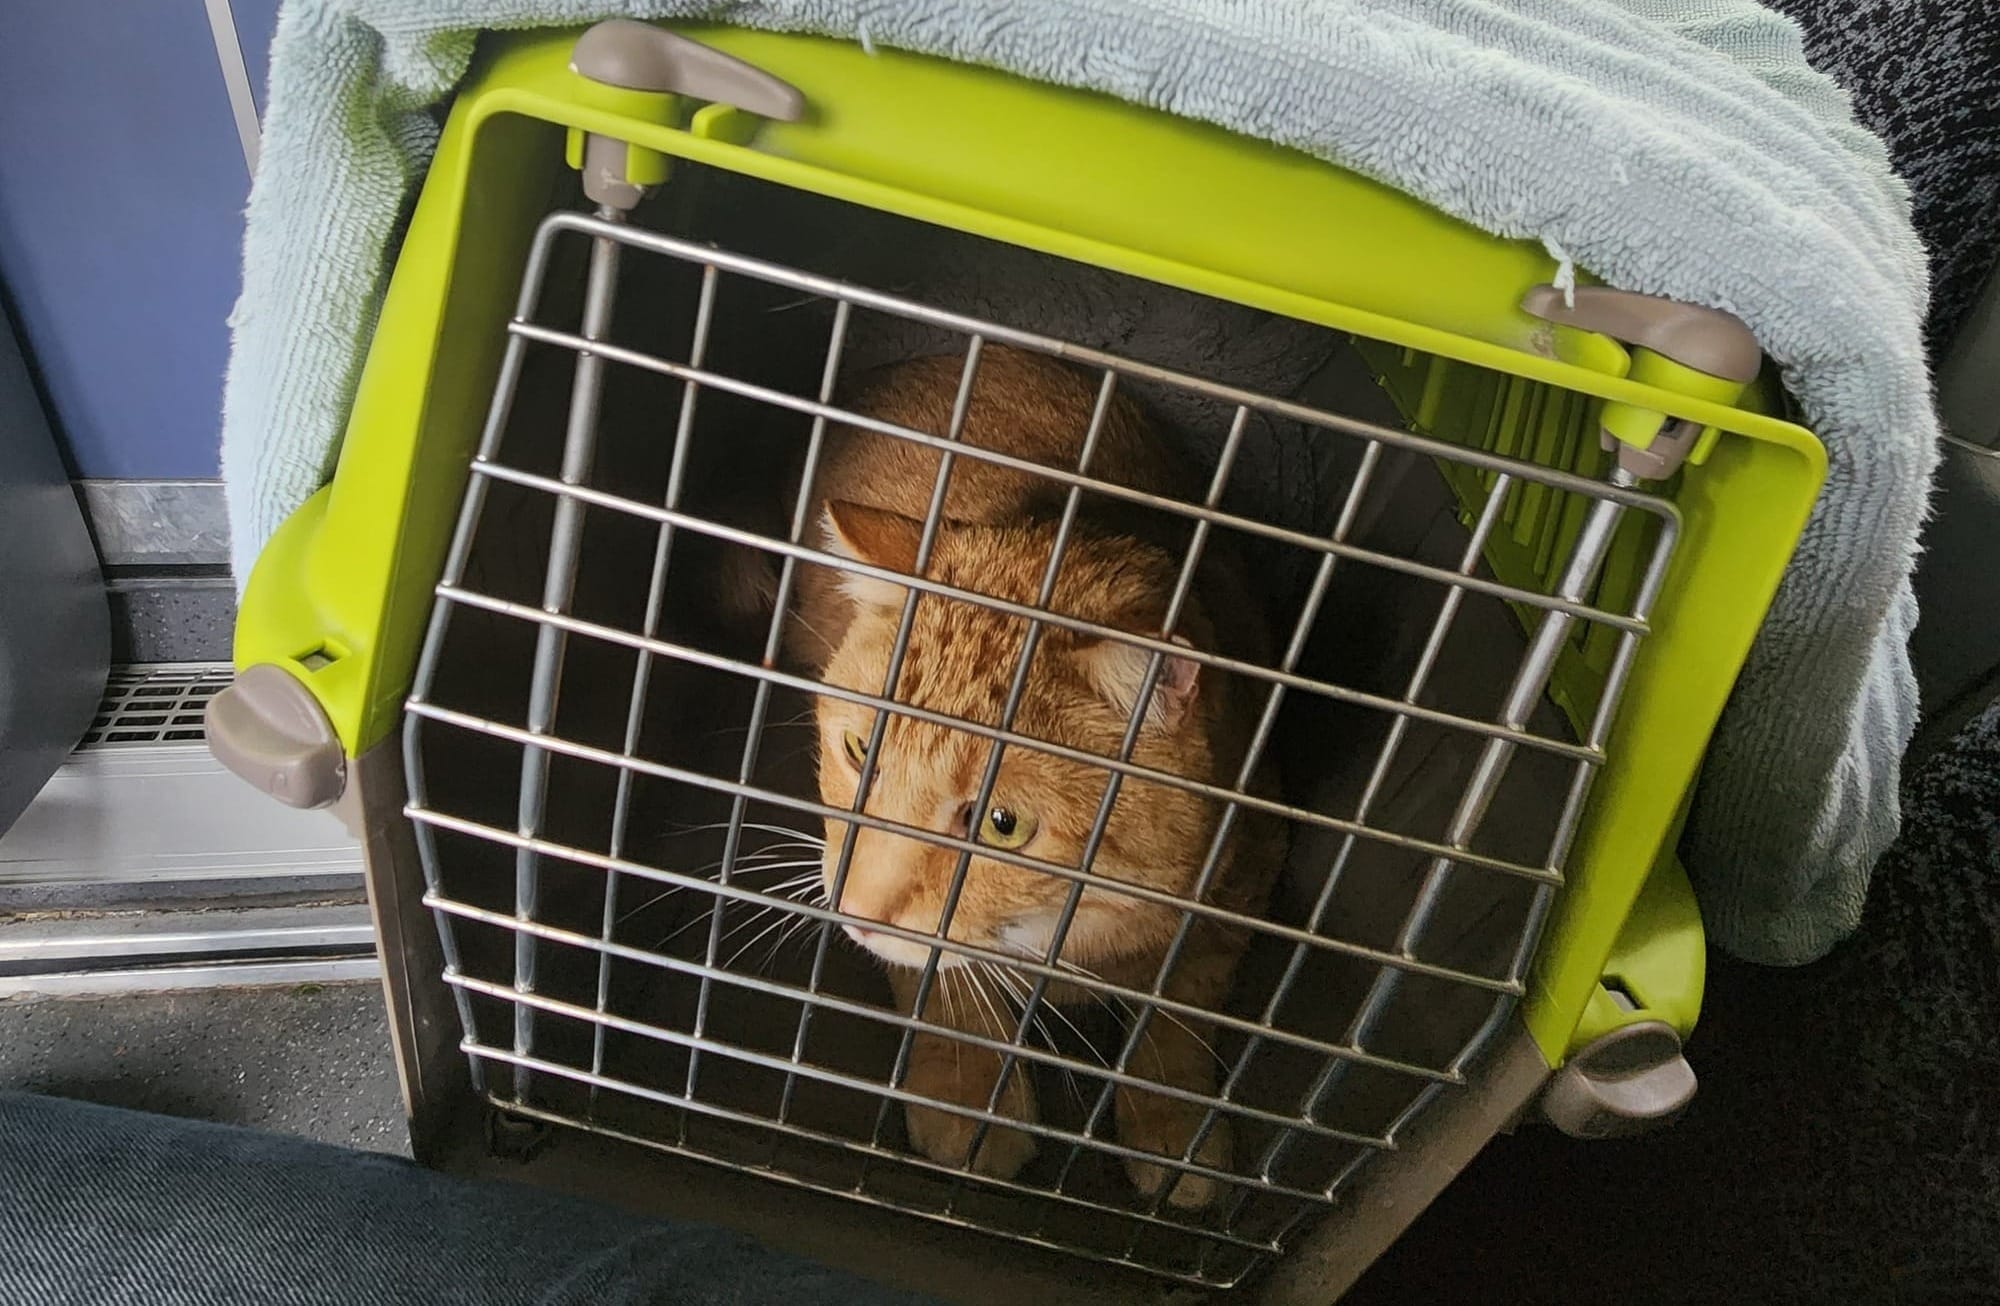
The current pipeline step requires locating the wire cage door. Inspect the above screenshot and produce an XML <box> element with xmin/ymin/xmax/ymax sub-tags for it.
<box><xmin>402</xmin><ymin>205</ymin><xmax>1679</xmax><ymax>1288</ymax></box>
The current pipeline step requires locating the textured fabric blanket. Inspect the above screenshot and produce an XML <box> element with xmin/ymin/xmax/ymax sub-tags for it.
<box><xmin>223</xmin><ymin>0</ymin><xmax>1938</xmax><ymax>965</ymax></box>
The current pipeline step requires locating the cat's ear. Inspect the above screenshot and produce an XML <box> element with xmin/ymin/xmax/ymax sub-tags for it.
<box><xmin>821</xmin><ymin>501</ymin><xmax>921</xmax><ymax>609</ymax></box>
<box><xmin>1077</xmin><ymin>634</ymin><xmax>1200</xmax><ymax>731</ymax></box>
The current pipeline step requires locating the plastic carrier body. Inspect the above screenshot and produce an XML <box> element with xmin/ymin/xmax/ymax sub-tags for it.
<box><xmin>220</xmin><ymin>22</ymin><xmax>1823</xmax><ymax>1302</ymax></box>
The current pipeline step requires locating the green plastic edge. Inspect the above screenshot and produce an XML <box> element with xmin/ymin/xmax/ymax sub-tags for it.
<box><xmin>233</xmin><ymin>24</ymin><xmax>1827</xmax><ymax>1066</ymax></box>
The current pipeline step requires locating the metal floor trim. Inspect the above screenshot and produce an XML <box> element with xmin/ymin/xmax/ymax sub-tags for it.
<box><xmin>0</xmin><ymin>903</ymin><xmax>375</xmax><ymax>966</ymax></box>
<box><xmin>0</xmin><ymin>956</ymin><xmax>381</xmax><ymax>1000</ymax></box>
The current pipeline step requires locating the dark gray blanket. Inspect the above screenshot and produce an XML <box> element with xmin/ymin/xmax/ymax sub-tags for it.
<box><xmin>0</xmin><ymin>1090</ymin><xmax>934</xmax><ymax>1306</ymax></box>
<box><xmin>1350</xmin><ymin>697</ymin><xmax>2000</xmax><ymax>1304</ymax></box>
<box><xmin>1766</xmin><ymin>0</ymin><xmax>2000</xmax><ymax>352</ymax></box>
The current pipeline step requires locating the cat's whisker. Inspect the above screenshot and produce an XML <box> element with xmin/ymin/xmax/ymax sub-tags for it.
<box><xmin>725</xmin><ymin>850</ymin><xmax>827</xmax><ymax>868</ymax></box>
<box><xmin>988</xmin><ymin>963</ymin><xmax>1058</xmax><ymax>1053</ymax></box>
<box><xmin>618</xmin><ymin>873</ymin><xmax>754</xmax><ymax>925</ymax></box>
<box><xmin>654</xmin><ymin>888</ymin><xmax>802</xmax><ymax>954</ymax></box>
<box><xmin>614</xmin><ymin>884</ymin><xmax>688</xmax><ymax>924</ymax></box>
<box><xmin>717</xmin><ymin>858</ymin><xmax>826</xmax><ymax>878</ymax></box>
<box><xmin>1136</xmin><ymin>1026</ymin><xmax>1169</xmax><ymax>1080</ymax></box>
<box><xmin>714</xmin><ymin>900</ymin><xmax>794</xmax><ymax>952</ymax></box>
<box><xmin>962</xmin><ymin>965</ymin><xmax>1007</xmax><ymax>1042</ymax></box>
<box><xmin>651</xmin><ymin>910</ymin><xmax>717</xmax><ymax>953</ymax></box>
<box><xmin>648</xmin><ymin>846</ymin><xmax>816</xmax><ymax>884</ymax></box>
<box><xmin>980</xmin><ymin>968</ymin><xmax>1014</xmax><ymax>1044</ymax></box>
<box><xmin>760</xmin><ymin>896</ymin><xmax>832</xmax><ymax>956</ymax></box>
<box><xmin>1035</xmin><ymin>987</ymin><xmax>1098</xmax><ymax>1059</ymax></box>
<box><xmin>767</xmin><ymin>907</ymin><xmax>822</xmax><ymax>963</ymax></box>
<box><xmin>979</xmin><ymin>962</ymin><xmax>1022</xmax><ymax>1027</ymax></box>
<box><xmin>749</xmin><ymin>929</ymin><xmax>801</xmax><ymax>977</ymax></box>
<box><xmin>704</xmin><ymin>707</ymin><xmax>816</xmax><ymax>737</ymax></box>
<box><xmin>758</xmin><ymin>872</ymin><xmax>829</xmax><ymax>896</ymax></box>
<box><xmin>758</xmin><ymin>870</ymin><xmax>827</xmax><ymax>896</ymax></box>
<box><xmin>950</xmin><ymin>968</ymin><xmax>984</xmax><ymax>1034</ymax></box>
<box><xmin>782</xmin><ymin>606</ymin><xmax>838</xmax><ymax>651</ymax></box>
<box><xmin>1012</xmin><ymin>950</ymin><xmax>1124</xmax><ymax>1022</ymax></box>
<box><xmin>1040</xmin><ymin>954</ymin><xmax>1221</xmax><ymax>1068</ymax></box>
<box><xmin>1090</xmin><ymin>987</ymin><xmax>1222</xmax><ymax>1072</ymax></box>
<box><xmin>721</xmin><ymin>926</ymin><xmax>775</xmax><ymax>971</ymax></box>
<box><xmin>662</xmin><ymin>819</ymin><xmax>825</xmax><ymax>845</ymax></box>
<box><xmin>1149</xmin><ymin>1006</ymin><xmax>1224</xmax><ymax>1068</ymax></box>
<box><xmin>662</xmin><ymin>860</ymin><xmax>819</xmax><ymax>889</ymax></box>
<box><xmin>1050</xmin><ymin>959</ymin><xmax>1129</xmax><ymax>1014</ymax></box>
<box><xmin>616</xmin><ymin>863</ymin><xmax>824</xmax><ymax>925</ymax></box>
<box><xmin>724</xmin><ymin>901</ymin><xmax>816</xmax><ymax>973</ymax></box>
<box><xmin>992</xmin><ymin>963</ymin><xmax>1102</xmax><ymax>1066</ymax></box>
<box><xmin>1049</xmin><ymin>956</ymin><xmax>1104</xmax><ymax>982</ymax></box>
<box><xmin>704</xmin><ymin>717</ymin><xmax>810</xmax><ymax>735</ymax></box>
<box><xmin>737</xmin><ymin>838</ymin><xmax>828</xmax><ymax>853</ymax></box>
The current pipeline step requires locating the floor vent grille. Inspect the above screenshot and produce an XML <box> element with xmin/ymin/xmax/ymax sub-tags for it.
<box><xmin>79</xmin><ymin>664</ymin><xmax>233</xmax><ymax>748</ymax></box>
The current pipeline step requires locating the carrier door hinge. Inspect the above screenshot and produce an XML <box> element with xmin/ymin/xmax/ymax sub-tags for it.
<box><xmin>1523</xmin><ymin>284</ymin><xmax>1763</xmax><ymax>482</ymax></box>
<box><xmin>567</xmin><ymin>19</ymin><xmax>807</xmax><ymax>211</ymax></box>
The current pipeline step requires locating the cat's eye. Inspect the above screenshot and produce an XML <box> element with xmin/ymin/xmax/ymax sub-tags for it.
<box><xmin>840</xmin><ymin>729</ymin><xmax>869</xmax><ymax>770</ymax></box>
<box><xmin>978</xmin><ymin>803</ymin><xmax>1038</xmax><ymax>850</ymax></box>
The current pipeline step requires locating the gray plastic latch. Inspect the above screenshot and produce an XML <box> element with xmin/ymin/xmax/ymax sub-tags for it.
<box><xmin>569</xmin><ymin>20</ymin><xmax>805</xmax><ymax>210</ymax></box>
<box><xmin>1521</xmin><ymin>285</ymin><xmax>1762</xmax><ymax>383</ymax></box>
<box><xmin>1540</xmin><ymin>1019</ymin><xmax>1697</xmax><ymax>1140</ymax></box>
<box><xmin>204</xmin><ymin>663</ymin><xmax>346</xmax><ymax>810</ymax></box>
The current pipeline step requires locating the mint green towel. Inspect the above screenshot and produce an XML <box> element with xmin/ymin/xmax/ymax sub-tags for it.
<box><xmin>222</xmin><ymin>1</ymin><xmax>1937</xmax><ymax>965</ymax></box>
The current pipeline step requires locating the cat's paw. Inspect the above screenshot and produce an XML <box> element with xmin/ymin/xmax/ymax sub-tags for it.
<box><xmin>903</xmin><ymin>1056</ymin><xmax>1040</xmax><ymax>1179</ymax></box>
<box><xmin>1121</xmin><ymin>1115</ymin><xmax>1233</xmax><ymax>1211</ymax></box>
<box><xmin>905</xmin><ymin>1100</ymin><xmax>1039</xmax><ymax>1179</ymax></box>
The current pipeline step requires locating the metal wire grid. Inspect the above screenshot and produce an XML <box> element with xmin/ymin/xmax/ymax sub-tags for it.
<box><xmin>79</xmin><ymin>664</ymin><xmax>233</xmax><ymax>748</ymax></box>
<box><xmin>403</xmin><ymin>208</ymin><xmax>1680</xmax><ymax>1287</ymax></box>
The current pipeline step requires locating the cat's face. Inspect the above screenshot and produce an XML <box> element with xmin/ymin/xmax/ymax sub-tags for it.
<box><xmin>810</xmin><ymin>502</ymin><xmax>1225</xmax><ymax>973</ymax></box>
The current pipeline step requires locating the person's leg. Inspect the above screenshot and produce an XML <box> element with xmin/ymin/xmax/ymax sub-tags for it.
<box><xmin>0</xmin><ymin>1090</ymin><xmax>931</xmax><ymax>1306</ymax></box>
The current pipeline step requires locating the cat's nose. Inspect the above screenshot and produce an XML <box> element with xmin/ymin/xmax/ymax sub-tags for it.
<box><xmin>827</xmin><ymin>868</ymin><xmax>903</xmax><ymax>925</ymax></box>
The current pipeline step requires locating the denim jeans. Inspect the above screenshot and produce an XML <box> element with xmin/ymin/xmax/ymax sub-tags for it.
<box><xmin>0</xmin><ymin>1091</ymin><xmax>932</xmax><ymax>1305</ymax></box>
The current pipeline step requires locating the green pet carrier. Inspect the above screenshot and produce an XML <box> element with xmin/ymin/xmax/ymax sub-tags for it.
<box><xmin>209</xmin><ymin>19</ymin><xmax>1822</xmax><ymax>1301</ymax></box>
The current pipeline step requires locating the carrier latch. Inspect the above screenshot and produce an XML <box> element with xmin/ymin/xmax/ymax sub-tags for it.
<box><xmin>1523</xmin><ymin>284</ymin><xmax>1763</xmax><ymax>481</ymax></box>
<box><xmin>205</xmin><ymin>663</ymin><xmax>345</xmax><ymax>809</ymax></box>
<box><xmin>567</xmin><ymin>20</ymin><xmax>807</xmax><ymax>211</ymax></box>
<box><xmin>1539</xmin><ymin>1018</ymin><xmax>1698</xmax><ymax>1139</ymax></box>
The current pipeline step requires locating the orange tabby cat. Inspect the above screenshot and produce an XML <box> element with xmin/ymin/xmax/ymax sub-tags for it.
<box><xmin>785</xmin><ymin>345</ymin><xmax>1283</xmax><ymax>1208</ymax></box>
